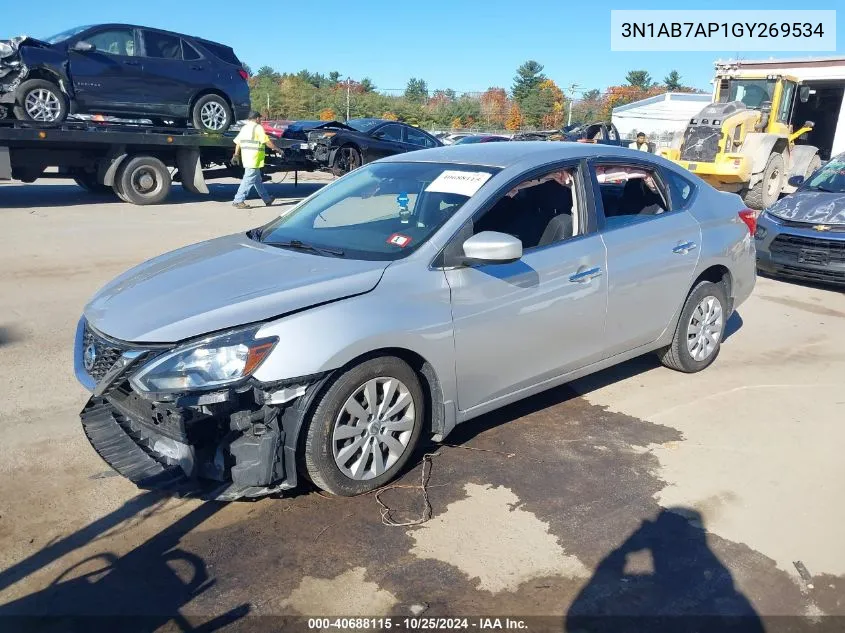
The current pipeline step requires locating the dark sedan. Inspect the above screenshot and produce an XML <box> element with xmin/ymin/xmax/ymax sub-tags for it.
<box><xmin>0</xmin><ymin>24</ymin><xmax>250</xmax><ymax>130</ymax></box>
<box><xmin>756</xmin><ymin>154</ymin><xmax>845</xmax><ymax>286</ymax></box>
<box><xmin>454</xmin><ymin>135</ymin><xmax>510</xmax><ymax>144</ymax></box>
<box><xmin>308</xmin><ymin>118</ymin><xmax>442</xmax><ymax>175</ymax></box>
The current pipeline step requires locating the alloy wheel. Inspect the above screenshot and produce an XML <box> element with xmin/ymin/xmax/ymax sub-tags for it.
<box><xmin>199</xmin><ymin>101</ymin><xmax>227</xmax><ymax>130</ymax></box>
<box><xmin>24</xmin><ymin>89</ymin><xmax>61</xmax><ymax>122</ymax></box>
<box><xmin>332</xmin><ymin>377</ymin><xmax>416</xmax><ymax>481</ymax></box>
<box><xmin>686</xmin><ymin>295</ymin><xmax>724</xmax><ymax>361</ymax></box>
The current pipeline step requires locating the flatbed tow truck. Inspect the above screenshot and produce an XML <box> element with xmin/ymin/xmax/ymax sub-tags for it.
<box><xmin>0</xmin><ymin>119</ymin><xmax>316</xmax><ymax>205</ymax></box>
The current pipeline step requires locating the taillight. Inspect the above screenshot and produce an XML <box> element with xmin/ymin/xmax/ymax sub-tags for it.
<box><xmin>738</xmin><ymin>208</ymin><xmax>757</xmax><ymax>235</ymax></box>
<box><xmin>238</xmin><ymin>68</ymin><xmax>249</xmax><ymax>81</ymax></box>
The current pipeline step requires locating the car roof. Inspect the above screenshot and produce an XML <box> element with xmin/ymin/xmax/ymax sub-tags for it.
<box><xmin>378</xmin><ymin>141</ymin><xmax>666</xmax><ymax>168</ymax></box>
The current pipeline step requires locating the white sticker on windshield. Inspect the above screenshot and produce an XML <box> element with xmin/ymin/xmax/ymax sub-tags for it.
<box><xmin>425</xmin><ymin>171</ymin><xmax>492</xmax><ymax>197</ymax></box>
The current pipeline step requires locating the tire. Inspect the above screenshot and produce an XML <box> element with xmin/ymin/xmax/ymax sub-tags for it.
<box><xmin>73</xmin><ymin>172</ymin><xmax>113</xmax><ymax>194</ymax></box>
<box><xmin>191</xmin><ymin>94</ymin><xmax>233</xmax><ymax>132</ymax></box>
<box><xmin>331</xmin><ymin>145</ymin><xmax>362</xmax><ymax>176</ymax></box>
<box><xmin>13</xmin><ymin>79</ymin><xmax>68</xmax><ymax>124</ymax></box>
<box><xmin>116</xmin><ymin>156</ymin><xmax>171</xmax><ymax>206</ymax></box>
<box><xmin>657</xmin><ymin>280</ymin><xmax>729</xmax><ymax>373</ymax></box>
<box><xmin>743</xmin><ymin>153</ymin><xmax>784</xmax><ymax>210</ymax></box>
<box><xmin>303</xmin><ymin>356</ymin><xmax>425</xmax><ymax>496</ymax></box>
<box><xmin>112</xmin><ymin>176</ymin><xmax>130</xmax><ymax>203</ymax></box>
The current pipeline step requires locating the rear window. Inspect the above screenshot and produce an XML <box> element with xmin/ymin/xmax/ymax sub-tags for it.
<box><xmin>199</xmin><ymin>41</ymin><xmax>240</xmax><ymax>65</ymax></box>
<box><xmin>182</xmin><ymin>40</ymin><xmax>202</xmax><ymax>61</ymax></box>
<box><xmin>143</xmin><ymin>31</ymin><xmax>182</xmax><ymax>59</ymax></box>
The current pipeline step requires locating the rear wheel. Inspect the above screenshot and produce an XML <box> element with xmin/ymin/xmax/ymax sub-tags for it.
<box><xmin>115</xmin><ymin>156</ymin><xmax>171</xmax><ymax>205</ymax></box>
<box><xmin>191</xmin><ymin>94</ymin><xmax>232</xmax><ymax>132</ymax></box>
<box><xmin>14</xmin><ymin>79</ymin><xmax>68</xmax><ymax>124</ymax></box>
<box><xmin>657</xmin><ymin>280</ymin><xmax>728</xmax><ymax>373</ymax></box>
<box><xmin>73</xmin><ymin>172</ymin><xmax>112</xmax><ymax>194</ymax></box>
<box><xmin>331</xmin><ymin>145</ymin><xmax>361</xmax><ymax>176</ymax></box>
<box><xmin>743</xmin><ymin>153</ymin><xmax>784</xmax><ymax>210</ymax></box>
<box><xmin>303</xmin><ymin>356</ymin><xmax>424</xmax><ymax>496</ymax></box>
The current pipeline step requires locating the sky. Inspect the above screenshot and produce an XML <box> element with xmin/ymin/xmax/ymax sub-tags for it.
<box><xmin>3</xmin><ymin>0</ymin><xmax>842</xmax><ymax>97</ymax></box>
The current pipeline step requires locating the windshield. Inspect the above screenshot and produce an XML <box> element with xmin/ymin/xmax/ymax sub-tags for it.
<box><xmin>256</xmin><ymin>162</ymin><xmax>499</xmax><ymax>260</ymax></box>
<box><xmin>803</xmin><ymin>158</ymin><xmax>845</xmax><ymax>193</ymax></box>
<box><xmin>347</xmin><ymin>118</ymin><xmax>382</xmax><ymax>132</ymax></box>
<box><xmin>44</xmin><ymin>25</ymin><xmax>91</xmax><ymax>44</ymax></box>
<box><xmin>725</xmin><ymin>79</ymin><xmax>776</xmax><ymax>109</ymax></box>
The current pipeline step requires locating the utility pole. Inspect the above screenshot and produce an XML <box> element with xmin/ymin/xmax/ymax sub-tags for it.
<box><xmin>566</xmin><ymin>83</ymin><xmax>579</xmax><ymax>127</ymax></box>
<box><xmin>266</xmin><ymin>93</ymin><xmax>270</xmax><ymax>117</ymax></box>
<box><xmin>346</xmin><ymin>77</ymin><xmax>351</xmax><ymax>122</ymax></box>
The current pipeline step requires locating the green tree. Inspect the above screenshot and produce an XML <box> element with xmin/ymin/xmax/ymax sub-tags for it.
<box><xmin>255</xmin><ymin>65</ymin><xmax>278</xmax><ymax>79</ymax></box>
<box><xmin>582</xmin><ymin>89</ymin><xmax>601</xmax><ymax>102</ymax></box>
<box><xmin>625</xmin><ymin>70</ymin><xmax>654</xmax><ymax>90</ymax></box>
<box><xmin>405</xmin><ymin>77</ymin><xmax>429</xmax><ymax>103</ymax></box>
<box><xmin>663</xmin><ymin>70</ymin><xmax>683</xmax><ymax>91</ymax></box>
<box><xmin>329</xmin><ymin>71</ymin><xmax>341</xmax><ymax>84</ymax></box>
<box><xmin>512</xmin><ymin>60</ymin><xmax>546</xmax><ymax>103</ymax></box>
<box><xmin>360</xmin><ymin>77</ymin><xmax>376</xmax><ymax>92</ymax></box>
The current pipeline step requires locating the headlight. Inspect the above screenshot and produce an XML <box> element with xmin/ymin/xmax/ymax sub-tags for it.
<box><xmin>0</xmin><ymin>42</ymin><xmax>13</xmax><ymax>56</ymax></box>
<box><xmin>130</xmin><ymin>326</ymin><xmax>277</xmax><ymax>394</ymax></box>
<box><xmin>321</xmin><ymin>132</ymin><xmax>336</xmax><ymax>139</ymax></box>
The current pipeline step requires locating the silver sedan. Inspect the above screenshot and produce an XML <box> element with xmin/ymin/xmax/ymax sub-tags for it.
<box><xmin>74</xmin><ymin>142</ymin><xmax>756</xmax><ymax>498</ymax></box>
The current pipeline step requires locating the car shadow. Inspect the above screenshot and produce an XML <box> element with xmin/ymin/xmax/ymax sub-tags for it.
<box><xmin>0</xmin><ymin>181</ymin><xmax>326</xmax><ymax>209</ymax></box>
<box><xmin>723</xmin><ymin>310</ymin><xmax>743</xmax><ymax>343</ymax></box>
<box><xmin>565</xmin><ymin>507</ymin><xmax>764</xmax><ymax>633</ymax></box>
<box><xmin>0</xmin><ymin>492</ymin><xmax>248</xmax><ymax>632</ymax></box>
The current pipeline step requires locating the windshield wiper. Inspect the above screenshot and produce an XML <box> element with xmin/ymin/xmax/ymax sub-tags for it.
<box><xmin>266</xmin><ymin>239</ymin><xmax>345</xmax><ymax>257</ymax></box>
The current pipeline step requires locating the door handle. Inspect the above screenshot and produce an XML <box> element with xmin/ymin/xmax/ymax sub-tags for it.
<box><xmin>123</xmin><ymin>60</ymin><xmax>141</xmax><ymax>66</ymax></box>
<box><xmin>672</xmin><ymin>241</ymin><xmax>698</xmax><ymax>254</ymax></box>
<box><xmin>190</xmin><ymin>66</ymin><xmax>204</xmax><ymax>71</ymax></box>
<box><xmin>569</xmin><ymin>267</ymin><xmax>602</xmax><ymax>283</ymax></box>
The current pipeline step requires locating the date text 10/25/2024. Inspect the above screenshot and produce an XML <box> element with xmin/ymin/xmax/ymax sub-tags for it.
<box><xmin>307</xmin><ymin>617</ymin><xmax>529</xmax><ymax>630</ymax></box>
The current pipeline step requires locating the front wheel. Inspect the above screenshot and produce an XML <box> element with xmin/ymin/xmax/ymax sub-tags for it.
<box><xmin>303</xmin><ymin>356</ymin><xmax>424</xmax><ymax>496</ymax></box>
<box><xmin>743</xmin><ymin>153</ymin><xmax>784</xmax><ymax>210</ymax></box>
<box><xmin>657</xmin><ymin>280</ymin><xmax>728</xmax><ymax>373</ymax></box>
<box><xmin>13</xmin><ymin>79</ymin><xmax>68</xmax><ymax>124</ymax></box>
<box><xmin>331</xmin><ymin>145</ymin><xmax>361</xmax><ymax>176</ymax></box>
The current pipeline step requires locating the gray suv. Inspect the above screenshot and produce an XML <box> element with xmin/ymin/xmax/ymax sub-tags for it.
<box><xmin>74</xmin><ymin>143</ymin><xmax>756</xmax><ymax>499</ymax></box>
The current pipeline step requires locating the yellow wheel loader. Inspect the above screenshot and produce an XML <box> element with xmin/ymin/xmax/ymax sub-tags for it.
<box><xmin>660</xmin><ymin>65</ymin><xmax>820</xmax><ymax>210</ymax></box>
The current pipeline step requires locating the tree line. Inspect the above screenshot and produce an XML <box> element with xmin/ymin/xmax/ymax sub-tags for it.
<box><xmin>247</xmin><ymin>62</ymin><xmax>702</xmax><ymax>130</ymax></box>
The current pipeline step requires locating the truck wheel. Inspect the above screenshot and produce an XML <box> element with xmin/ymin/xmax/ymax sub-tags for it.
<box><xmin>804</xmin><ymin>154</ymin><xmax>821</xmax><ymax>180</ymax></box>
<box><xmin>743</xmin><ymin>153</ymin><xmax>784</xmax><ymax>210</ymax></box>
<box><xmin>13</xmin><ymin>79</ymin><xmax>68</xmax><ymax>124</ymax></box>
<box><xmin>73</xmin><ymin>172</ymin><xmax>112</xmax><ymax>194</ymax></box>
<box><xmin>116</xmin><ymin>156</ymin><xmax>171</xmax><ymax>205</ymax></box>
<box><xmin>303</xmin><ymin>356</ymin><xmax>425</xmax><ymax>496</ymax></box>
<box><xmin>191</xmin><ymin>95</ymin><xmax>232</xmax><ymax>132</ymax></box>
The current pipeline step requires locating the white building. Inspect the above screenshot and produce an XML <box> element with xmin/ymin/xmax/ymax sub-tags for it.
<box><xmin>612</xmin><ymin>93</ymin><xmax>712</xmax><ymax>143</ymax></box>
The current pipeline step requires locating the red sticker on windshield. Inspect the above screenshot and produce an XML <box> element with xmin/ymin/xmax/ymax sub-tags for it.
<box><xmin>387</xmin><ymin>233</ymin><xmax>412</xmax><ymax>248</ymax></box>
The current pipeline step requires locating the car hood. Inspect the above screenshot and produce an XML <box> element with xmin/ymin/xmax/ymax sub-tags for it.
<box><xmin>84</xmin><ymin>233</ymin><xmax>390</xmax><ymax>343</ymax></box>
<box><xmin>767</xmin><ymin>190</ymin><xmax>845</xmax><ymax>225</ymax></box>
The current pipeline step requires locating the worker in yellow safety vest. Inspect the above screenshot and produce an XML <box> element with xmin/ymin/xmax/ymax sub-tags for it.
<box><xmin>232</xmin><ymin>110</ymin><xmax>280</xmax><ymax>208</ymax></box>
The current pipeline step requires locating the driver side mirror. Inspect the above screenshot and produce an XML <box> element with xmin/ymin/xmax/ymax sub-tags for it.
<box><xmin>787</xmin><ymin>175</ymin><xmax>805</xmax><ymax>187</ymax></box>
<box><xmin>799</xmin><ymin>86</ymin><xmax>811</xmax><ymax>103</ymax></box>
<box><xmin>72</xmin><ymin>41</ymin><xmax>95</xmax><ymax>52</ymax></box>
<box><xmin>462</xmin><ymin>231</ymin><xmax>522</xmax><ymax>265</ymax></box>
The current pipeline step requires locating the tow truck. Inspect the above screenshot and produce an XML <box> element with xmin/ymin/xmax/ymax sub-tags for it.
<box><xmin>0</xmin><ymin>119</ymin><xmax>316</xmax><ymax>205</ymax></box>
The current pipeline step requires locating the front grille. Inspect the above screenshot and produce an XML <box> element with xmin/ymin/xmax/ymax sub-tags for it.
<box><xmin>769</xmin><ymin>234</ymin><xmax>845</xmax><ymax>264</ymax></box>
<box><xmin>82</xmin><ymin>324</ymin><xmax>127</xmax><ymax>382</ymax></box>
<box><xmin>775</xmin><ymin>218</ymin><xmax>845</xmax><ymax>233</ymax></box>
<box><xmin>680</xmin><ymin>126</ymin><xmax>721</xmax><ymax>162</ymax></box>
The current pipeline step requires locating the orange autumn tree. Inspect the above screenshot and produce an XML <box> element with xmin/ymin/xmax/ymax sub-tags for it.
<box><xmin>318</xmin><ymin>108</ymin><xmax>336</xmax><ymax>121</ymax></box>
<box><xmin>450</xmin><ymin>116</ymin><xmax>463</xmax><ymax>129</ymax></box>
<box><xmin>599</xmin><ymin>85</ymin><xmax>664</xmax><ymax>120</ymax></box>
<box><xmin>381</xmin><ymin>111</ymin><xmax>399</xmax><ymax>120</ymax></box>
<box><xmin>505</xmin><ymin>103</ymin><xmax>523</xmax><ymax>131</ymax></box>
<box><xmin>480</xmin><ymin>87</ymin><xmax>508</xmax><ymax>127</ymax></box>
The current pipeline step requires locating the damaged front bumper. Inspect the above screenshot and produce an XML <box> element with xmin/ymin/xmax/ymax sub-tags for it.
<box><xmin>75</xmin><ymin>318</ymin><xmax>327</xmax><ymax>501</ymax></box>
<box><xmin>0</xmin><ymin>36</ymin><xmax>29</xmax><ymax>102</ymax></box>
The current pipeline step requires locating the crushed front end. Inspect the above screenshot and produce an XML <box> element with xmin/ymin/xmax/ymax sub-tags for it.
<box><xmin>0</xmin><ymin>36</ymin><xmax>30</xmax><ymax>111</ymax></box>
<box><xmin>74</xmin><ymin>318</ymin><xmax>325</xmax><ymax>500</ymax></box>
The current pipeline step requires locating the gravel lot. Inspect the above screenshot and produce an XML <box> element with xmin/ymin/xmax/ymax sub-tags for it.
<box><xmin>0</xmin><ymin>179</ymin><xmax>843</xmax><ymax>631</ymax></box>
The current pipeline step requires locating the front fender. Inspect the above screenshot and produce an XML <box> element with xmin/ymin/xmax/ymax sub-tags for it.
<box><xmin>18</xmin><ymin>48</ymin><xmax>74</xmax><ymax>97</ymax></box>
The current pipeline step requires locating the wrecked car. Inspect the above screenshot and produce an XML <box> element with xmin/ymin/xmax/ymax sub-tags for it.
<box><xmin>75</xmin><ymin>143</ymin><xmax>756</xmax><ymax>500</ymax></box>
<box><xmin>0</xmin><ymin>24</ymin><xmax>249</xmax><ymax>130</ymax></box>
<box><xmin>306</xmin><ymin>118</ymin><xmax>442</xmax><ymax>175</ymax></box>
<box><xmin>756</xmin><ymin>152</ymin><xmax>845</xmax><ymax>286</ymax></box>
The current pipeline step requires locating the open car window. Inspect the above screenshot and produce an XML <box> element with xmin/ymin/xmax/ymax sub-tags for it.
<box><xmin>594</xmin><ymin>164</ymin><xmax>670</xmax><ymax>226</ymax></box>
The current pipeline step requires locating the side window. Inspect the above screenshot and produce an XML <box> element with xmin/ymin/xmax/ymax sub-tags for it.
<box><xmin>663</xmin><ymin>169</ymin><xmax>696</xmax><ymax>210</ymax></box>
<box><xmin>86</xmin><ymin>29</ymin><xmax>136</xmax><ymax>56</ymax></box>
<box><xmin>143</xmin><ymin>31</ymin><xmax>183</xmax><ymax>60</ymax></box>
<box><xmin>608</xmin><ymin>126</ymin><xmax>620</xmax><ymax>141</ymax></box>
<box><xmin>777</xmin><ymin>81</ymin><xmax>796</xmax><ymax>124</ymax></box>
<box><xmin>593</xmin><ymin>164</ymin><xmax>670</xmax><ymax>228</ymax></box>
<box><xmin>376</xmin><ymin>125</ymin><xmax>403</xmax><ymax>142</ymax></box>
<box><xmin>473</xmin><ymin>169</ymin><xmax>579</xmax><ymax>250</ymax></box>
<box><xmin>182</xmin><ymin>40</ymin><xmax>202</xmax><ymax>61</ymax></box>
<box><xmin>405</xmin><ymin>127</ymin><xmax>432</xmax><ymax>147</ymax></box>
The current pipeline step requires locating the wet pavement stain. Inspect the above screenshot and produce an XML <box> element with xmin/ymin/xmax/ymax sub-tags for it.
<box><xmin>2</xmin><ymin>384</ymin><xmax>843</xmax><ymax>625</ymax></box>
